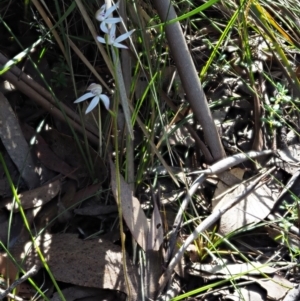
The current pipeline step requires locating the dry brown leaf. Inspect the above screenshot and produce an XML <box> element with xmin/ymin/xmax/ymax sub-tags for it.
<box><xmin>34</xmin><ymin>182</ymin><xmax>104</xmax><ymax>230</ymax></box>
<box><xmin>148</xmin><ymin>198</ymin><xmax>163</xmax><ymax>251</ymax></box>
<box><xmin>109</xmin><ymin>159</ymin><xmax>148</xmax><ymax>250</ymax></box>
<box><xmin>187</xmin><ymin>261</ymin><xmax>292</xmax><ymax>300</ymax></box>
<box><xmin>21</xmin><ymin>123</ymin><xmax>78</xmax><ymax>182</ymax></box>
<box><xmin>145</xmin><ymin>198</ymin><xmax>164</xmax><ymax>299</ymax></box>
<box><xmin>214</xmin><ymin>181</ymin><xmax>274</xmax><ymax>235</ymax></box>
<box><xmin>42</xmin><ymin>129</ymin><xmax>106</xmax><ymax>180</ymax></box>
<box><xmin>0</xmin><ymin>253</ymin><xmax>32</xmax><ymax>297</ymax></box>
<box><xmin>219</xmin><ymin>168</ymin><xmax>244</xmax><ymax>186</ymax></box>
<box><xmin>257</xmin><ymin>274</ymin><xmax>292</xmax><ymax>300</ymax></box>
<box><xmin>277</xmin><ymin>145</ymin><xmax>300</xmax><ymax>165</ymax></box>
<box><xmin>32</xmin><ymin>200</ymin><xmax>58</xmax><ymax>230</ymax></box>
<box><xmin>0</xmin><ymin>93</ymin><xmax>40</xmax><ymax>189</ymax></box>
<box><xmin>13</xmin><ymin>233</ymin><xmax>139</xmax><ymax>300</ymax></box>
<box><xmin>283</xmin><ymin>284</ymin><xmax>300</xmax><ymax>301</ymax></box>
<box><xmin>187</xmin><ymin>262</ymin><xmax>293</xmax><ymax>300</ymax></box>
<box><xmin>0</xmin><ymin>253</ymin><xmax>19</xmax><ymax>283</ymax></box>
<box><xmin>31</xmin><ymin>135</ymin><xmax>78</xmax><ymax>181</ymax></box>
<box><xmin>5</xmin><ymin>180</ymin><xmax>61</xmax><ymax>212</ymax></box>
<box><xmin>213</xmin><ymin>168</ymin><xmax>244</xmax><ymax>206</ymax></box>
<box><xmin>189</xmin><ymin>261</ymin><xmax>277</xmax><ymax>276</ymax></box>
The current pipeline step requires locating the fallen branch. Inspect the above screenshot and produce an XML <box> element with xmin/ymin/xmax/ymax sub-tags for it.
<box><xmin>188</xmin><ymin>149</ymin><xmax>273</xmax><ymax>175</ymax></box>
<box><xmin>157</xmin><ymin>167</ymin><xmax>275</xmax><ymax>297</ymax></box>
<box><xmin>166</xmin><ymin>149</ymin><xmax>274</xmax><ymax>263</ymax></box>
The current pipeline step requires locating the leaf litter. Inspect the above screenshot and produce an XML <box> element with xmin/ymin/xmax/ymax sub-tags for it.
<box><xmin>4</xmin><ymin>179</ymin><xmax>61</xmax><ymax>212</ymax></box>
<box><xmin>214</xmin><ymin>178</ymin><xmax>275</xmax><ymax>235</ymax></box>
<box><xmin>2</xmin><ymin>1</ymin><xmax>300</xmax><ymax>300</ymax></box>
<box><xmin>9</xmin><ymin>233</ymin><xmax>139</xmax><ymax>300</ymax></box>
<box><xmin>3</xmin><ymin>91</ymin><xmax>297</xmax><ymax>300</ymax></box>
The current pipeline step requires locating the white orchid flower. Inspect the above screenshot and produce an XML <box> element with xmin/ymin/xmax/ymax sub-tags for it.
<box><xmin>95</xmin><ymin>2</ymin><xmax>119</xmax><ymax>22</ymax></box>
<box><xmin>95</xmin><ymin>2</ymin><xmax>121</xmax><ymax>34</ymax></box>
<box><xmin>74</xmin><ymin>83</ymin><xmax>110</xmax><ymax>114</ymax></box>
<box><xmin>100</xmin><ymin>17</ymin><xmax>121</xmax><ymax>34</ymax></box>
<box><xmin>97</xmin><ymin>23</ymin><xmax>135</xmax><ymax>49</ymax></box>
<box><xmin>95</xmin><ymin>4</ymin><xmax>106</xmax><ymax>21</ymax></box>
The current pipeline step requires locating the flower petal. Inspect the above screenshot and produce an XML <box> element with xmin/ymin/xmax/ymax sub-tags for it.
<box><xmin>114</xmin><ymin>29</ymin><xmax>135</xmax><ymax>43</ymax></box>
<box><xmin>112</xmin><ymin>42</ymin><xmax>128</xmax><ymax>49</ymax></box>
<box><xmin>100</xmin><ymin>17</ymin><xmax>122</xmax><ymax>33</ymax></box>
<box><xmin>74</xmin><ymin>92</ymin><xmax>94</xmax><ymax>103</ymax></box>
<box><xmin>87</xmin><ymin>83</ymin><xmax>102</xmax><ymax>95</ymax></box>
<box><xmin>105</xmin><ymin>17</ymin><xmax>121</xmax><ymax>24</ymax></box>
<box><xmin>97</xmin><ymin>36</ymin><xmax>106</xmax><ymax>44</ymax></box>
<box><xmin>100</xmin><ymin>21</ymin><xmax>109</xmax><ymax>34</ymax></box>
<box><xmin>85</xmin><ymin>96</ymin><xmax>100</xmax><ymax>114</ymax></box>
<box><xmin>108</xmin><ymin>23</ymin><xmax>117</xmax><ymax>41</ymax></box>
<box><xmin>95</xmin><ymin>4</ymin><xmax>106</xmax><ymax>21</ymax></box>
<box><xmin>103</xmin><ymin>2</ymin><xmax>119</xmax><ymax>19</ymax></box>
<box><xmin>99</xmin><ymin>94</ymin><xmax>110</xmax><ymax>110</ymax></box>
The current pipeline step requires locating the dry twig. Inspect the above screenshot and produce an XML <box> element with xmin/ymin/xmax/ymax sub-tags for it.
<box><xmin>158</xmin><ymin>167</ymin><xmax>275</xmax><ymax>297</ymax></box>
<box><xmin>0</xmin><ymin>265</ymin><xmax>39</xmax><ymax>300</ymax></box>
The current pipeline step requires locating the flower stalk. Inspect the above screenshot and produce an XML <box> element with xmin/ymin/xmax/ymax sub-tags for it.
<box><xmin>74</xmin><ymin>0</ymin><xmax>134</xmax><ymax>138</ymax></box>
<box><xmin>99</xmin><ymin>2</ymin><xmax>134</xmax><ymax>300</ymax></box>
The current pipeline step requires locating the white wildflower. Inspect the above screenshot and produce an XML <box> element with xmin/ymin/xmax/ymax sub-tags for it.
<box><xmin>74</xmin><ymin>83</ymin><xmax>110</xmax><ymax>114</ymax></box>
<box><xmin>95</xmin><ymin>2</ymin><xmax>121</xmax><ymax>34</ymax></box>
<box><xmin>95</xmin><ymin>2</ymin><xmax>119</xmax><ymax>22</ymax></box>
<box><xmin>100</xmin><ymin>17</ymin><xmax>121</xmax><ymax>34</ymax></box>
<box><xmin>97</xmin><ymin>23</ymin><xmax>135</xmax><ymax>49</ymax></box>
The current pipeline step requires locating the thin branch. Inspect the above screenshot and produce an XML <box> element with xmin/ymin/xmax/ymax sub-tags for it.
<box><xmin>0</xmin><ymin>265</ymin><xmax>39</xmax><ymax>300</ymax></box>
<box><xmin>157</xmin><ymin>167</ymin><xmax>275</xmax><ymax>297</ymax></box>
<box><xmin>188</xmin><ymin>150</ymin><xmax>273</xmax><ymax>175</ymax></box>
<box><xmin>152</xmin><ymin>0</ymin><xmax>226</xmax><ymax>162</ymax></box>
<box><xmin>165</xmin><ymin>149</ymin><xmax>273</xmax><ymax>263</ymax></box>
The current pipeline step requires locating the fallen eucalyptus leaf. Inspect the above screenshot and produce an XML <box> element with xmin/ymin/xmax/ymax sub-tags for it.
<box><xmin>0</xmin><ymin>93</ymin><xmax>40</xmax><ymax>189</ymax></box>
<box><xmin>5</xmin><ymin>180</ymin><xmax>61</xmax><ymax>212</ymax></box>
<box><xmin>12</xmin><ymin>233</ymin><xmax>139</xmax><ymax>300</ymax></box>
<box><xmin>214</xmin><ymin>180</ymin><xmax>274</xmax><ymax>235</ymax></box>
<box><xmin>148</xmin><ymin>197</ymin><xmax>163</xmax><ymax>251</ymax></box>
<box><xmin>257</xmin><ymin>274</ymin><xmax>293</xmax><ymax>300</ymax></box>
<box><xmin>189</xmin><ymin>261</ymin><xmax>276</xmax><ymax>276</ymax></box>
<box><xmin>110</xmin><ymin>159</ymin><xmax>148</xmax><ymax>250</ymax></box>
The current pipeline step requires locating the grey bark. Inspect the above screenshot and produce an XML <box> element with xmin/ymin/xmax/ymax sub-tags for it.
<box><xmin>152</xmin><ymin>0</ymin><xmax>226</xmax><ymax>161</ymax></box>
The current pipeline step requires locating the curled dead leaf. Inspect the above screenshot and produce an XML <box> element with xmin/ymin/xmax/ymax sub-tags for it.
<box><xmin>5</xmin><ymin>180</ymin><xmax>61</xmax><ymax>212</ymax></box>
